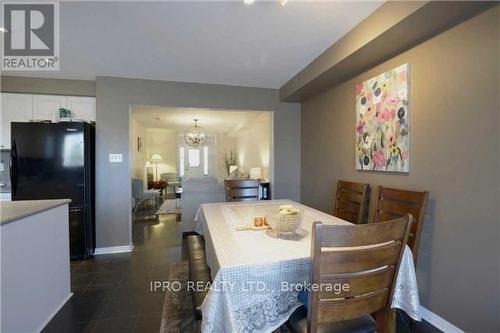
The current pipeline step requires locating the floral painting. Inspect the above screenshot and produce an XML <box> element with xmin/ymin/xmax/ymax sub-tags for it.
<box><xmin>355</xmin><ymin>64</ymin><xmax>409</xmax><ymax>172</ymax></box>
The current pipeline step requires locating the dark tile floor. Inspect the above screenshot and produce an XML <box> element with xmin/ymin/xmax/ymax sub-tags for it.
<box><xmin>42</xmin><ymin>207</ymin><xmax>183</xmax><ymax>333</ymax></box>
<box><xmin>42</xmin><ymin>201</ymin><xmax>441</xmax><ymax>333</ymax></box>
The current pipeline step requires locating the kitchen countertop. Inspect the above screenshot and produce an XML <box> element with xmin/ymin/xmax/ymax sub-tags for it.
<box><xmin>0</xmin><ymin>199</ymin><xmax>71</xmax><ymax>225</ymax></box>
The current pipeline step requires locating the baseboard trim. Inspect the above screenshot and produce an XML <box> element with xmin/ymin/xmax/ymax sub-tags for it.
<box><xmin>36</xmin><ymin>292</ymin><xmax>73</xmax><ymax>333</ymax></box>
<box><xmin>94</xmin><ymin>244</ymin><xmax>133</xmax><ymax>255</ymax></box>
<box><xmin>421</xmin><ymin>306</ymin><xmax>465</xmax><ymax>333</ymax></box>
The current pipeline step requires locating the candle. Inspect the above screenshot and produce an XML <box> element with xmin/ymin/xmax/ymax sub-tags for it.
<box><xmin>254</xmin><ymin>216</ymin><xmax>264</xmax><ymax>227</ymax></box>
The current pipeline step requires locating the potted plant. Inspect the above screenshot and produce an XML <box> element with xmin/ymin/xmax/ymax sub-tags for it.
<box><xmin>224</xmin><ymin>151</ymin><xmax>237</xmax><ymax>176</ymax></box>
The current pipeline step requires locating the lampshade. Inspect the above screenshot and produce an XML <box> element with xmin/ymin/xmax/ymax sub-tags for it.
<box><xmin>150</xmin><ymin>154</ymin><xmax>162</xmax><ymax>163</ymax></box>
<box><xmin>250</xmin><ymin>167</ymin><xmax>262</xmax><ymax>180</ymax></box>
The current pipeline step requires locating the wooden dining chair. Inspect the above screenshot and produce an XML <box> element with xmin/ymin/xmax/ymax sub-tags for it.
<box><xmin>333</xmin><ymin>180</ymin><xmax>370</xmax><ymax>224</ymax></box>
<box><xmin>224</xmin><ymin>179</ymin><xmax>261</xmax><ymax>202</ymax></box>
<box><xmin>288</xmin><ymin>215</ymin><xmax>413</xmax><ymax>333</ymax></box>
<box><xmin>374</xmin><ymin>186</ymin><xmax>429</xmax><ymax>264</ymax></box>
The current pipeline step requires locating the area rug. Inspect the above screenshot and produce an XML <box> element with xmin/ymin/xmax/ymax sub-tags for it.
<box><xmin>156</xmin><ymin>199</ymin><xmax>181</xmax><ymax>215</ymax></box>
<box><xmin>159</xmin><ymin>261</ymin><xmax>196</xmax><ymax>333</ymax></box>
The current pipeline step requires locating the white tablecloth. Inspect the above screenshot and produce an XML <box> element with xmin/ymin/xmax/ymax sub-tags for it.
<box><xmin>195</xmin><ymin>200</ymin><xmax>421</xmax><ymax>333</ymax></box>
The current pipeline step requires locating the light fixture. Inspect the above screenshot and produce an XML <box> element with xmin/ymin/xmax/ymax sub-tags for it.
<box><xmin>280</xmin><ymin>0</ymin><xmax>288</xmax><ymax>6</ymax></box>
<box><xmin>250</xmin><ymin>167</ymin><xmax>262</xmax><ymax>180</ymax></box>
<box><xmin>184</xmin><ymin>119</ymin><xmax>207</xmax><ymax>147</ymax></box>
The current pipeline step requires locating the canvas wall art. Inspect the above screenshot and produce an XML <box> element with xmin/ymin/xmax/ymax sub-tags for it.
<box><xmin>355</xmin><ymin>64</ymin><xmax>409</xmax><ymax>172</ymax></box>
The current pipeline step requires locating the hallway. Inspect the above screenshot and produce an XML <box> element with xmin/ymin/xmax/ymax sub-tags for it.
<box><xmin>43</xmin><ymin>211</ymin><xmax>183</xmax><ymax>333</ymax></box>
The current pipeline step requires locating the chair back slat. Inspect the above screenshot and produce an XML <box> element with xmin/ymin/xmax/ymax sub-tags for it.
<box><xmin>232</xmin><ymin>196</ymin><xmax>259</xmax><ymax>202</ymax></box>
<box><xmin>317</xmin><ymin>289</ymin><xmax>389</xmax><ymax>322</ymax></box>
<box><xmin>308</xmin><ymin>216</ymin><xmax>412</xmax><ymax>329</ymax></box>
<box><xmin>335</xmin><ymin>199</ymin><xmax>361</xmax><ymax>216</ymax></box>
<box><xmin>376</xmin><ymin>187</ymin><xmax>421</xmax><ymax>202</ymax></box>
<box><xmin>224</xmin><ymin>179</ymin><xmax>260</xmax><ymax>202</ymax></box>
<box><xmin>338</xmin><ymin>190</ymin><xmax>363</xmax><ymax>203</ymax></box>
<box><xmin>378</xmin><ymin>198</ymin><xmax>421</xmax><ymax>220</ymax></box>
<box><xmin>375</xmin><ymin>211</ymin><xmax>400</xmax><ymax>222</ymax></box>
<box><xmin>333</xmin><ymin>180</ymin><xmax>370</xmax><ymax>224</ymax></box>
<box><xmin>374</xmin><ymin>186</ymin><xmax>429</xmax><ymax>264</ymax></box>
<box><xmin>334</xmin><ymin>211</ymin><xmax>359</xmax><ymax>225</ymax></box>
<box><xmin>227</xmin><ymin>188</ymin><xmax>259</xmax><ymax>198</ymax></box>
<box><xmin>318</xmin><ymin>266</ymin><xmax>395</xmax><ymax>299</ymax></box>
<box><xmin>319</xmin><ymin>221</ymin><xmax>408</xmax><ymax>247</ymax></box>
<box><xmin>319</xmin><ymin>241</ymin><xmax>401</xmax><ymax>274</ymax></box>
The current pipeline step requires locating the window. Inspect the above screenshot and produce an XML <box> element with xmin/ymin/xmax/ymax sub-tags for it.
<box><xmin>203</xmin><ymin>146</ymin><xmax>208</xmax><ymax>176</ymax></box>
<box><xmin>188</xmin><ymin>149</ymin><xmax>200</xmax><ymax>167</ymax></box>
<box><xmin>179</xmin><ymin>147</ymin><xmax>185</xmax><ymax>177</ymax></box>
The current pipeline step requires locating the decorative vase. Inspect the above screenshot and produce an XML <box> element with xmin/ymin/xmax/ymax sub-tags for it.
<box><xmin>59</xmin><ymin>108</ymin><xmax>71</xmax><ymax>118</ymax></box>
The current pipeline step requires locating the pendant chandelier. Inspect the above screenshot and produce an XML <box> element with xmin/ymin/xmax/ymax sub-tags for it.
<box><xmin>184</xmin><ymin>119</ymin><xmax>207</xmax><ymax>147</ymax></box>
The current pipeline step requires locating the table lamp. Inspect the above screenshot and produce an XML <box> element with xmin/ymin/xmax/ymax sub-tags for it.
<box><xmin>250</xmin><ymin>167</ymin><xmax>262</xmax><ymax>180</ymax></box>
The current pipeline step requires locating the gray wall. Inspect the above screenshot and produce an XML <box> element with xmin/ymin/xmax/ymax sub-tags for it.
<box><xmin>300</xmin><ymin>6</ymin><xmax>499</xmax><ymax>332</ymax></box>
<box><xmin>1</xmin><ymin>76</ymin><xmax>95</xmax><ymax>96</ymax></box>
<box><xmin>96</xmin><ymin>77</ymin><xmax>301</xmax><ymax>248</ymax></box>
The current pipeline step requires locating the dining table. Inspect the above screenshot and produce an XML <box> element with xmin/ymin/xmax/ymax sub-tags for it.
<box><xmin>195</xmin><ymin>199</ymin><xmax>421</xmax><ymax>333</ymax></box>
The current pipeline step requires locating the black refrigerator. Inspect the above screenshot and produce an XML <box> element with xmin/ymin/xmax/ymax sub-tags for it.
<box><xmin>10</xmin><ymin>122</ymin><xmax>95</xmax><ymax>260</ymax></box>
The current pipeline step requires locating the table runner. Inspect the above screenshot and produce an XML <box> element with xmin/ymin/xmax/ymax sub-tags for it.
<box><xmin>195</xmin><ymin>200</ymin><xmax>421</xmax><ymax>333</ymax></box>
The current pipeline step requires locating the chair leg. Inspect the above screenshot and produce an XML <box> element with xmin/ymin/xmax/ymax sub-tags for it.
<box><xmin>195</xmin><ymin>320</ymin><xmax>201</xmax><ymax>333</ymax></box>
<box><xmin>375</xmin><ymin>307</ymin><xmax>395</xmax><ymax>333</ymax></box>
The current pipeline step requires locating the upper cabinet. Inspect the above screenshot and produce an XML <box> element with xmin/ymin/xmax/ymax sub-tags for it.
<box><xmin>32</xmin><ymin>94</ymin><xmax>67</xmax><ymax>122</ymax></box>
<box><xmin>32</xmin><ymin>95</ymin><xmax>95</xmax><ymax>122</ymax></box>
<box><xmin>67</xmin><ymin>96</ymin><xmax>95</xmax><ymax>122</ymax></box>
<box><xmin>1</xmin><ymin>93</ymin><xmax>34</xmax><ymax>149</ymax></box>
<box><xmin>0</xmin><ymin>93</ymin><xmax>96</xmax><ymax>149</ymax></box>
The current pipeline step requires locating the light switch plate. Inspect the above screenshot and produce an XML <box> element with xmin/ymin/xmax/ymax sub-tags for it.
<box><xmin>109</xmin><ymin>153</ymin><xmax>123</xmax><ymax>163</ymax></box>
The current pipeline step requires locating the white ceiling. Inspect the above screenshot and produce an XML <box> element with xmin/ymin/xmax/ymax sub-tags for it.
<box><xmin>132</xmin><ymin>106</ymin><xmax>269</xmax><ymax>134</ymax></box>
<box><xmin>5</xmin><ymin>1</ymin><xmax>382</xmax><ymax>88</ymax></box>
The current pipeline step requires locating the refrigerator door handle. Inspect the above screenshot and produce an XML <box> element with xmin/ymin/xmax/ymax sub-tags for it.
<box><xmin>10</xmin><ymin>138</ymin><xmax>18</xmax><ymax>196</ymax></box>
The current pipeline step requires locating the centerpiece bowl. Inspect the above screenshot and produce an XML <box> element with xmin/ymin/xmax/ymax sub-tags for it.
<box><xmin>265</xmin><ymin>205</ymin><xmax>302</xmax><ymax>234</ymax></box>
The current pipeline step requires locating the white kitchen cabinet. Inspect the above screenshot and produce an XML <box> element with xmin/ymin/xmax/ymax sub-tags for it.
<box><xmin>32</xmin><ymin>94</ymin><xmax>67</xmax><ymax>122</ymax></box>
<box><xmin>67</xmin><ymin>96</ymin><xmax>95</xmax><ymax>122</ymax></box>
<box><xmin>1</xmin><ymin>93</ymin><xmax>34</xmax><ymax>149</ymax></box>
<box><xmin>1</xmin><ymin>93</ymin><xmax>96</xmax><ymax>149</ymax></box>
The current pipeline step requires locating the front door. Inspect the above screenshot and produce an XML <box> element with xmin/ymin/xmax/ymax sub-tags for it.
<box><xmin>183</xmin><ymin>146</ymin><xmax>203</xmax><ymax>179</ymax></box>
<box><xmin>179</xmin><ymin>136</ymin><xmax>215</xmax><ymax>180</ymax></box>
